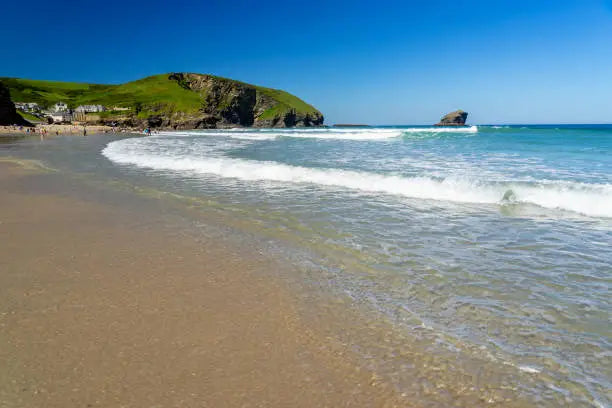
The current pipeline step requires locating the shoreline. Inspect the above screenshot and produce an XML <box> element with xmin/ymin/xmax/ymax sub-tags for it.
<box><xmin>0</xmin><ymin>133</ymin><xmax>582</xmax><ymax>407</ymax></box>
<box><xmin>0</xmin><ymin>124</ymin><xmax>128</xmax><ymax>136</ymax></box>
<box><xmin>0</xmin><ymin>159</ymin><xmax>405</xmax><ymax>407</ymax></box>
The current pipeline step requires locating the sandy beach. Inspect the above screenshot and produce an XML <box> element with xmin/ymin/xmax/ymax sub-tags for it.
<box><xmin>1</xmin><ymin>129</ymin><xmax>602</xmax><ymax>408</ymax></box>
<box><xmin>0</xmin><ymin>159</ymin><xmax>404</xmax><ymax>407</ymax></box>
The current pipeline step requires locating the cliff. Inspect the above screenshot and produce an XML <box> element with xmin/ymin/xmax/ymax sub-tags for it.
<box><xmin>435</xmin><ymin>110</ymin><xmax>468</xmax><ymax>126</ymax></box>
<box><xmin>0</xmin><ymin>73</ymin><xmax>323</xmax><ymax>129</ymax></box>
<box><xmin>166</xmin><ymin>73</ymin><xmax>323</xmax><ymax>128</ymax></box>
<box><xmin>0</xmin><ymin>83</ymin><xmax>30</xmax><ymax>126</ymax></box>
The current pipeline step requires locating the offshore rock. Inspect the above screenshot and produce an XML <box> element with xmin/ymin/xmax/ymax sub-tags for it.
<box><xmin>435</xmin><ymin>110</ymin><xmax>468</xmax><ymax>126</ymax></box>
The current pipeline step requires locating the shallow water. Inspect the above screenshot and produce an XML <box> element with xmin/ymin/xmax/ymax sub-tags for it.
<box><xmin>3</xmin><ymin>125</ymin><xmax>611</xmax><ymax>407</ymax></box>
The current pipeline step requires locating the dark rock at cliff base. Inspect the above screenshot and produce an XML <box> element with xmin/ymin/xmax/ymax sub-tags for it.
<box><xmin>167</xmin><ymin>73</ymin><xmax>324</xmax><ymax>129</ymax></box>
<box><xmin>0</xmin><ymin>83</ymin><xmax>30</xmax><ymax>126</ymax></box>
<box><xmin>435</xmin><ymin>110</ymin><xmax>468</xmax><ymax>126</ymax></box>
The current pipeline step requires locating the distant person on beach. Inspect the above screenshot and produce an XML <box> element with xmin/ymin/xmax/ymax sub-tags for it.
<box><xmin>83</xmin><ymin>127</ymin><xmax>87</xmax><ymax>136</ymax></box>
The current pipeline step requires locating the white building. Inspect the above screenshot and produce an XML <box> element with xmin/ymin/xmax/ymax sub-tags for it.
<box><xmin>75</xmin><ymin>104</ymin><xmax>106</xmax><ymax>113</ymax></box>
<box><xmin>48</xmin><ymin>111</ymin><xmax>72</xmax><ymax>123</ymax></box>
<box><xmin>15</xmin><ymin>102</ymin><xmax>41</xmax><ymax>112</ymax></box>
<box><xmin>54</xmin><ymin>102</ymin><xmax>68</xmax><ymax>112</ymax></box>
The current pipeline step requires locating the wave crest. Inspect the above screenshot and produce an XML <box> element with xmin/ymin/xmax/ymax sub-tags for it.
<box><xmin>157</xmin><ymin>126</ymin><xmax>478</xmax><ymax>141</ymax></box>
<box><xmin>102</xmin><ymin>137</ymin><xmax>612</xmax><ymax>218</ymax></box>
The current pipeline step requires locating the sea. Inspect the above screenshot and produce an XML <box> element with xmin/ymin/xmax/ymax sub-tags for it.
<box><xmin>3</xmin><ymin>124</ymin><xmax>611</xmax><ymax>407</ymax></box>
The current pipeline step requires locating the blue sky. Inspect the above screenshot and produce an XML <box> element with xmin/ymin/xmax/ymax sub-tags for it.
<box><xmin>2</xmin><ymin>0</ymin><xmax>611</xmax><ymax>124</ymax></box>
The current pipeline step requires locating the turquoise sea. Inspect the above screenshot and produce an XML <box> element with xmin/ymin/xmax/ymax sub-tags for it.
<box><xmin>4</xmin><ymin>125</ymin><xmax>611</xmax><ymax>407</ymax></box>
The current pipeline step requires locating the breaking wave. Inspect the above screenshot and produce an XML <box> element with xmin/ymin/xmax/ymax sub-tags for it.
<box><xmin>157</xmin><ymin>126</ymin><xmax>478</xmax><ymax>141</ymax></box>
<box><xmin>102</xmin><ymin>136</ymin><xmax>612</xmax><ymax>218</ymax></box>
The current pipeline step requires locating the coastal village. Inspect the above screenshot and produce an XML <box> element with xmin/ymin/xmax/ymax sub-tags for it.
<box><xmin>1</xmin><ymin>102</ymin><xmax>122</xmax><ymax>138</ymax></box>
<box><xmin>0</xmin><ymin>83</ymin><xmax>131</xmax><ymax>135</ymax></box>
<box><xmin>14</xmin><ymin>101</ymin><xmax>127</xmax><ymax>124</ymax></box>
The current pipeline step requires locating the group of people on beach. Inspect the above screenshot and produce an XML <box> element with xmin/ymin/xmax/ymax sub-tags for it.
<box><xmin>0</xmin><ymin>124</ymin><xmax>134</xmax><ymax>137</ymax></box>
<box><xmin>18</xmin><ymin>126</ymin><xmax>59</xmax><ymax>136</ymax></box>
<box><xmin>19</xmin><ymin>125</ymin><xmax>83</xmax><ymax>136</ymax></box>
<box><xmin>1</xmin><ymin>124</ymin><xmax>156</xmax><ymax>137</ymax></box>
<box><xmin>143</xmin><ymin>127</ymin><xmax>160</xmax><ymax>135</ymax></box>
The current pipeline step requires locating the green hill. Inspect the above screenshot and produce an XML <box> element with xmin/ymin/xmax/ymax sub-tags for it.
<box><xmin>0</xmin><ymin>73</ymin><xmax>324</xmax><ymax>128</ymax></box>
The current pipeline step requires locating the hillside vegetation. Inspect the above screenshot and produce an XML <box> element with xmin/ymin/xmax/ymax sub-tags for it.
<box><xmin>0</xmin><ymin>73</ymin><xmax>323</xmax><ymax>128</ymax></box>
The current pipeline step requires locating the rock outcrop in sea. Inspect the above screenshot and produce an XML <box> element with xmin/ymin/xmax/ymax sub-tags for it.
<box><xmin>435</xmin><ymin>110</ymin><xmax>468</xmax><ymax>126</ymax></box>
<box><xmin>0</xmin><ymin>83</ymin><xmax>29</xmax><ymax>126</ymax></box>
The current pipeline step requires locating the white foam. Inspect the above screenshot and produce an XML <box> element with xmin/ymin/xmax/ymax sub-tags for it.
<box><xmin>400</xmin><ymin>125</ymin><xmax>478</xmax><ymax>133</ymax></box>
<box><xmin>227</xmin><ymin>126</ymin><xmax>479</xmax><ymax>133</ymax></box>
<box><xmin>102</xmin><ymin>138</ymin><xmax>612</xmax><ymax>218</ymax></box>
<box><xmin>518</xmin><ymin>365</ymin><xmax>541</xmax><ymax>374</ymax></box>
<box><xmin>156</xmin><ymin>126</ymin><xmax>478</xmax><ymax>141</ymax></box>
<box><xmin>502</xmin><ymin>361</ymin><xmax>543</xmax><ymax>374</ymax></box>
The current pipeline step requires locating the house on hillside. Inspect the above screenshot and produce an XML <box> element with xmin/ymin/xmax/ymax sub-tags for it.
<box><xmin>27</xmin><ymin>102</ymin><xmax>41</xmax><ymax>112</ymax></box>
<box><xmin>75</xmin><ymin>104</ymin><xmax>106</xmax><ymax>113</ymax></box>
<box><xmin>48</xmin><ymin>111</ymin><xmax>73</xmax><ymax>123</ymax></box>
<box><xmin>15</xmin><ymin>102</ymin><xmax>41</xmax><ymax>112</ymax></box>
<box><xmin>54</xmin><ymin>102</ymin><xmax>68</xmax><ymax>112</ymax></box>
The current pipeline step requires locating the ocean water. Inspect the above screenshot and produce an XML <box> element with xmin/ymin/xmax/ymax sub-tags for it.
<box><xmin>101</xmin><ymin>125</ymin><xmax>611</xmax><ymax>407</ymax></box>
<box><xmin>4</xmin><ymin>125</ymin><xmax>611</xmax><ymax>406</ymax></box>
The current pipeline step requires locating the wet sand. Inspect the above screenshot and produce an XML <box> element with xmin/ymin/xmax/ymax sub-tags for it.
<box><xmin>0</xmin><ymin>160</ymin><xmax>404</xmax><ymax>407</ymax></box>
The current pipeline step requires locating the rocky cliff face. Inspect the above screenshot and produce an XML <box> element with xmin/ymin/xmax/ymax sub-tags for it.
<box><xmin>435</xmin><ymin>110</ymin><xmax>468</xmax><ymax>126</ymax></box>
<box><xmin>167</xmin><ymin>73</ymin><xmax>324</xmax><ymax>129</ymax></box>
<box><xmin>171</xmin><ymin>73</ymin><xmax>257</xmax><ymax>127</ymax></box>
<box><xmin>0</xmin><ymin>83</ymin><xmax>29</xmax><ymax>126</ymax></box>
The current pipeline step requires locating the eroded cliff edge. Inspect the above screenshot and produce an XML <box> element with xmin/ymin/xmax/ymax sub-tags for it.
<box><xmin>166</xmin><ymin>73</ymin><xmax>323</xmax><ymax>129</ymax></box>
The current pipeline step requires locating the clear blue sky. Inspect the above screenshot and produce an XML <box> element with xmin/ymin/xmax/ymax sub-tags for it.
<box><xmin>2</xmin><ymin>0</ymin><xmax>611</xmax><ymax>124</ymax></box>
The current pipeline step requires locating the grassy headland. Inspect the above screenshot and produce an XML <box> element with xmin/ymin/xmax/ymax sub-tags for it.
<box><xmin>0</xmin><ymin>74</ymin><xmax>323</xmax><ymax>128</ymax></box>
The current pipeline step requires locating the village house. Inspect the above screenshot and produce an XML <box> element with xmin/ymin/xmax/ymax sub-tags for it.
<box><xmin>48</xmin><ymin>111</ymin><xmax>73</xmax><ymax>123</ymax></box>
<box><xmin>75</xmin><ymin>104</ymin><xmax>106</xmax><ymax>113</ymax></box>
<box><xmin>53</xmin><ymin>102</ymin><xmax>69</xmax><ymax>112</ymax></box>
<box><xmin>15</xmin><ymin>102</ymin><xmax>42</xmax><ymax>112</ymax></box>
